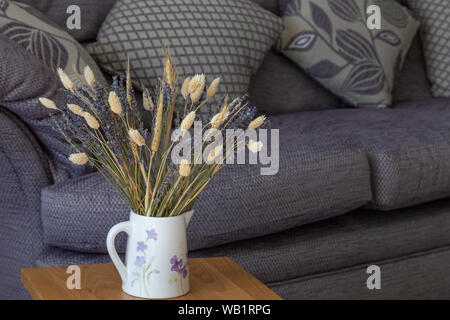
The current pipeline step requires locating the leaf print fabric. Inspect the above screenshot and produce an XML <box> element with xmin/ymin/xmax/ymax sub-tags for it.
<box><xmin>0</xmin><ymin>22</ymin><xmax>68</xmax><ymax>71</ymax></box>
<box><xmin>0</xmin><ymin>1</ymin><xmax>105</xmax><ymax>84</ymax></box>
<box><xmin>278</xmin><ymin>0</ymin><xmax>420</xmax><ymax>108</ymax></box>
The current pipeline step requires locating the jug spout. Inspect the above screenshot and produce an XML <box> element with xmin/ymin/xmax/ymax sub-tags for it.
<box><xmin>184</xmin><ymin>210</ymin><xmax>194</xmax><ymax>227</ymax></box>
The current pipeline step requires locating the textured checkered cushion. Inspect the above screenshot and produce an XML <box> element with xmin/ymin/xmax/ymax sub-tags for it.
<box><xmin>87</xmin><ymin>0</ymin><xmax>283</xmax><ymax>119</ymax></box>
<box><xmin>407</xmin><ymin>0</ymin><xmax>450</xmax><ymax>98</ymax></box>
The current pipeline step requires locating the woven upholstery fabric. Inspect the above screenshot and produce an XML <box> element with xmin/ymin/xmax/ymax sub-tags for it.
<box><xmin>249</xmin><ymin>49</ymin><xmax>342</xmax><ymax>114</ymax></box>
<box><xmin>36</xmin><ymin>198</ymin><xmax>450</xmax><ymax>299</ymax></box>
<box><xmin>190</xmin><ymin>198</ymin><xmax>450</xmax><ymax>284</ymax></box>
<box><xmin>392</xmin><ymin>34</ymin><xmax>432</xmax><ymax>103</ymax></box>
<box><xmin>288</xmin><ymin>98</ymin><xmax>450</xmax><ymax>210</ymax></box>
<box><xmin>271</xmin><ymin>247</ymin><xmax>450</xmax><ymax>299</ymax></box>
<box><xmin>0</xmin><ymin>35</ymin><xmax>91</xmax><ymax>176</ymax></box>
<box><xmin>16</xmin><ymin>0</ymin><xmax>117</xmax><ymax>42</ymax></box>
<box><xmin>0</xmin><ymin>109</ymin><xmax>52</xmax><ymax>299</ymax></box>
<box><xmin>407</xmin><ymin>0</ymin><xmax>450</xmax><ymax>97</ymax></box>
<box><xmin>86</xmin><ymin>0</ymin><xmax>283</xmax><ymax>119</ymax></box>
<box><xmin>41</xmin><ymin>111</ymin><xmax>372</xmax><ymax>253</ymax></box>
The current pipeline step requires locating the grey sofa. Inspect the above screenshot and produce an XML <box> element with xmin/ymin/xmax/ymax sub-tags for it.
<box><xmin>1</xmin><ymin>0</ymin><xmax>450</xmax><ymax>300</ymax></box>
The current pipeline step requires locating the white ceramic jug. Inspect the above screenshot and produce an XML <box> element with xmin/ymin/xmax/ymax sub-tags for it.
<box><xmin>107</xmin><ymin>210</ymin><xmax>194</xmax><ymax>299</ymax></box>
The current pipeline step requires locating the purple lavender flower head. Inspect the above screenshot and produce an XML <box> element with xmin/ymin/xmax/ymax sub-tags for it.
<box><xmin>136</xmin><ymin>241</ymin><xmax>148</xmax><ymax>252</ymax></box>
<box><xmin>146</xmin><ymin>229</ymin><xmax>157</xmax><ymax>241</ymax></box>
<box><xmin>135</xmin><ymin>256</ymin><xmax>145</xmax><ymax>267</ymax></box>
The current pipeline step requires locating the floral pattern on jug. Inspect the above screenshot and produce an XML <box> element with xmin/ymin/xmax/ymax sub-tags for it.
<box><xmin>130</xmin><ymin>228</ymin><xmax>160</xmax><ymax>297</ymax></box>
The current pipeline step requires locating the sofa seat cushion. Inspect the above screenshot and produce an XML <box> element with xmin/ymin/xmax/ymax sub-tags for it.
<box><xmin>37</xmin><ymin>197</ymin><xmax>450</xmax><ymax>288</ymax></box>
<box><xmin>190</xmin><ymin>198</ymin><xmax>450</xmax><ymax>285</ymax></box>
<box><xmin>292</xmin><ymin>98</ymin><xmax>450</xmax><ymax>210</ymax></box>
<box><xmin>41</xmin><ymin>112</ymin><xmax>372</xmax><ymax>253</ymax></box>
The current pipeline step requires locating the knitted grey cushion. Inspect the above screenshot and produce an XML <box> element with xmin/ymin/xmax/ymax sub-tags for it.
<box><xmin>407</xmin><ymin>0</ymin><xmax>450</xmax><ymax>98</ymax></box>
<box><xmin>86</xmin><ymin>0</ymin><xmax>283</xmax><ymax>119</ymax></box>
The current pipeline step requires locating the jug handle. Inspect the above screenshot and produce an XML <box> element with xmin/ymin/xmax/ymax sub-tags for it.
<box><xmin>106</xmin><ymin>221</ymin><xmax>132</xmax><ymax>283</ymax></box>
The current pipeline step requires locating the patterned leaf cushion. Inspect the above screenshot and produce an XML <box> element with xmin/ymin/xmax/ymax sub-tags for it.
<box><xmin>0</xmin><ymin>0</ymin><xmax>105</xmax><ymax>85</ymax></box>
<box><xmin>15</xmin><ymin>0</ymin><xmax>117</xmax><ymax>42</ymax></box>
<box><xmin>407</xmin><ymin>0</ymin><xmax>450</xmax><ymax>98</ymax></box>
<box><xmin>86</xmin><ymin>0</ymin><xmax>283</xmax><ymax>118</ymax></box>
<box><xmin>0</xmin><ymin>34</ymin><xmax>91</xmax><ymax>176</ymax></box>
<box><xmin>278</xmin><ymin>0</ymin><xmax>420</xmax><ymax>108</ymax></box>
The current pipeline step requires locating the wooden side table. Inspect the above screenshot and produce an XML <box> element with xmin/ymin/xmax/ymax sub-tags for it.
<box><xmin>21</xmin><ymin>257</ymin><xmax>282</xmax><ymax>300</ymax></box>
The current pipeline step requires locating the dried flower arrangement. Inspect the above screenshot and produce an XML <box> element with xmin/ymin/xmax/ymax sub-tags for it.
<box><xmin>39</xmin><ymin>54</ymin><xmax>265</xmax><ymax>217</ymax></box>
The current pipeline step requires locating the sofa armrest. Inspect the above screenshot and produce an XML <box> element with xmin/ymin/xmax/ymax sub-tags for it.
<box><xmin>0</xmin><ymin>109</ymin><xmax>53</xmax><ymax>299</ymax></box>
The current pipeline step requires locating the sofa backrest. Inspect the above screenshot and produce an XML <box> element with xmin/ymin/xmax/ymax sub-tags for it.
<box><xmin>249</xmin><ymin>0</ymin><xmax>432</xmax><ymax>114</ymax></box>
<box><xmin>18</xmin><ymin>0</ymin><xmax>432</xmax><ymax>115</ymax></box>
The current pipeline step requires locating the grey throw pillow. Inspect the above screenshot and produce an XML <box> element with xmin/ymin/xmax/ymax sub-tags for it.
<box><xmin>278</xmin><ymin>0</ymin><xmax>420</xmax><ymax>108</ymax></box>
<box><xmin>86</xmin><ymin>0</ymin><xmax>283</xmax><ymax>119</ymax></box>
<box><xmin>0</xmin><ymin>0</ymin><xmax>105</xmax><ymax>85</ymax></box>
<box><xmin>0</xmin><ymin>35</ymin><xmax>91</xmax><ymax>176</ymax></box>
<box><xmin>15</xmin><ymin>0</ymin><xmax>117</xmax><ymax>42</ymax></box>
<box><xmin>407</xmin><ymin>0</ymin><xmax>450</xmax><ymax>98</ymax></box>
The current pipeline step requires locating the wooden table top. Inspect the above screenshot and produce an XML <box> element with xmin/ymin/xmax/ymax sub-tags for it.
<box><xmin>21</xmin><ymin>257</ymin><xmax>282</xmax><ymax>300</ymax></box>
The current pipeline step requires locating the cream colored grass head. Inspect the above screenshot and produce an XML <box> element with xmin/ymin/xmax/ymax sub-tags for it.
<box><xmin>67</xmin><ymin>104</ymin><xmax>84</xmax><ymax>116</ymax></box>
<box><xmin>211</xmin><ymin>106</ymin><xmax>229</xmax><ymax>129</ymax></box>
<box><xmin>57</xmin><ymin>68</ymin><xmax>74</xmax><ymax>91</ymax></box>
<box><xmin>207</xmin><ymin>145</ymin><xmax>223</xmax><ymax>163</ymax></box>
<box><xmin>83</xmin><ymin>112</ymin><xmax>100</xmax><ymax>129</ymax></box>
<box><xmin>83</xmin><ymin>66</ymin><xmax>95</xmax><ymax>87</ymax></box>
<box><xmin>247</xmin><ymin>140</ymin><xmax>263</xmax><ymax>153</ymax></box>
<box><xmin>129</xmin><ymin>129</ymin><xmax>146</xmax><ymax>147</ymax></box>
<box><xmin>164</xmin><ymin>57</ymin><xmax>175</xmax><ymax>84</ymax></box>
<box><xmin>108</xmin><ymin>91</ymin><xmax>123</xmax><ymax>115</ymax></box>
<box><xmin>39</xmin><ymin>97</ymin><xmax>59</xmax><ymax>110</ymax></box>
<box><xmin>181</xmin><ymin>77</ymin><xmax>191</xmax><ymax>100</ymax></box>
<box><xmin>181</xmin><ymin>111</ymin><xmax>196</xmax><ymax>131</ymax></box>
<box><xmin>189</xmin><ymin>74</ymin><xmax>205</xmax><ymax>103</ymax></box>
<box><xmin>179</xmin><ymin>159</ymin><xmax>191</xmax><ymax>177</ymax></box>
<box><xmin>248</xmin><ymin>115</ymin><xmax>266</xmax><ymax>130</ymax></box>
<box><xmin>206</xmin><ymin>78</ymin><xmax>220</xmax><ymax>98</ymax></box>
<box><xmin>151</xmin><ymin>93</ymin><xmax>164</xmax><ymax>152</ymax></box>
<box><xmin>69</xmin><ymin>153</ymin><xmax>89</xmax><ymax>165</ymax></box>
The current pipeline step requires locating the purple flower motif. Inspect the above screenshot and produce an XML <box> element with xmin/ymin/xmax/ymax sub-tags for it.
<box><xmin>146</xmin><ymin>229</ymin><xmax>157</xmax><ymax>241</ymax></box>
<box><xmin>136</xmin><ymin>241</ymin><xmax>148</xmax><ymax>252</ymax></box>
<box><xmin>170</xmin><ymin>255</ymin><xmax>188</xmax><ymax>279</ymax></box>
<box><xmin>135</xmin><ymin>256</ymin><xmax>145</xmax><ymax>267</ymax></box>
